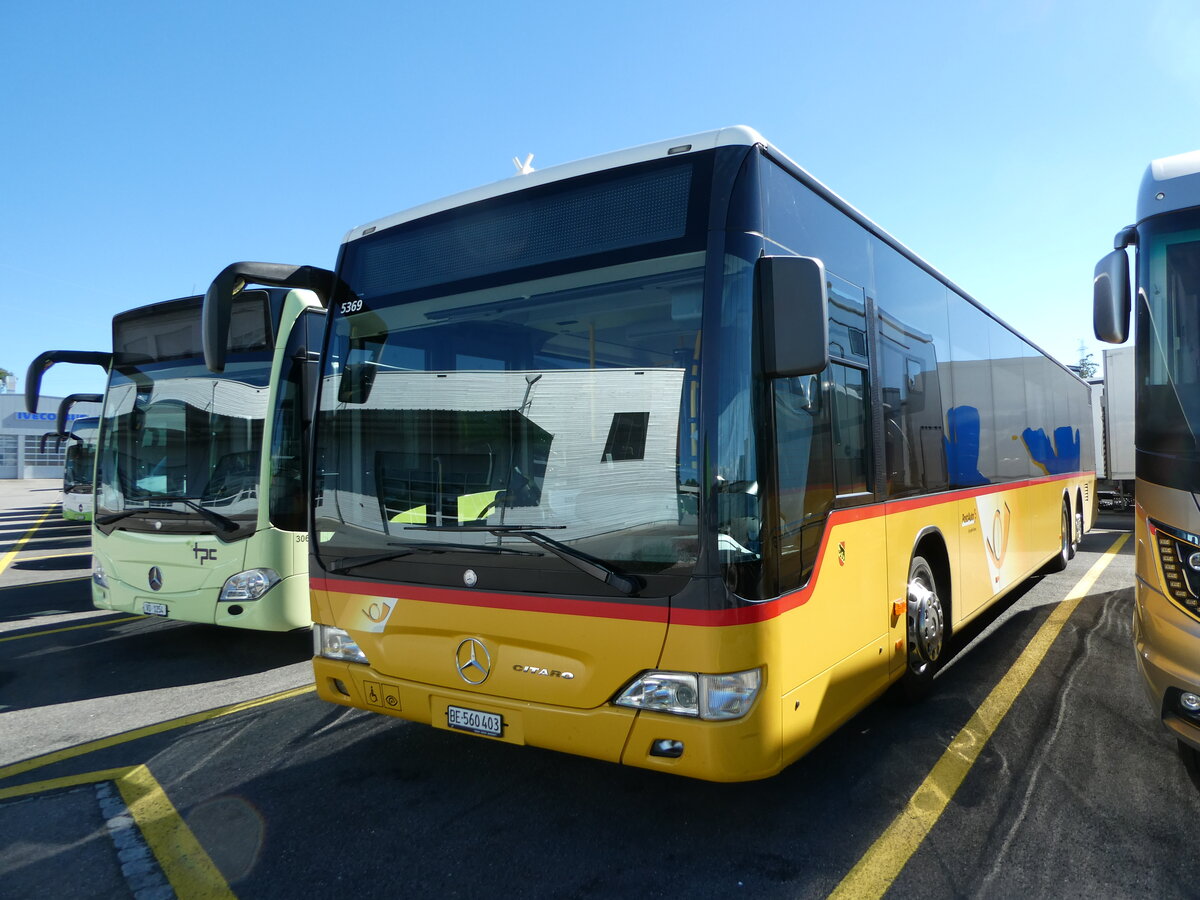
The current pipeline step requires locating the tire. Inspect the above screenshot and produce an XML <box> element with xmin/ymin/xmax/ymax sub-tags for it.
<box><xmin>1179</xmin><ymin>740</ymin><xmax>1200</xmax><ymax>784</ymax></box>
<box><xmin>900</xmin><ymin>555</ymin><xmax>947</xmax><ymax>702</ymax></box>
<box><xmin>1044</xmin><ymin>503</ymin><xmax>1070</xmax><ymax>573</ymax></box>
<box><xmin>1069</xmin><ymin>501</ymin><xmax>1083</xmax><ymax>559</ymax></box>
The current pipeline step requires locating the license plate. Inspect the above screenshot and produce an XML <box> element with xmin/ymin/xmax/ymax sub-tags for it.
<box><xmin>446</xmin><ymin>705</ymin><xmax>503</xmax><ymax>737</ymax></box>
<box><xmin>142</xmin><ymin>601</ymin><xmax>168</xmax><ymax>617</ymax></box>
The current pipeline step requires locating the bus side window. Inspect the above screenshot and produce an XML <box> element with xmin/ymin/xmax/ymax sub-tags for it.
<box><xmin>830</xmin><ymin>362</ymin><xmax>871</xmax><ymax>496</ymax></box>
<box><xmin>773</xmin><ymin>374</ymin><xmax>833</xmax><ymax>591</ymax></box>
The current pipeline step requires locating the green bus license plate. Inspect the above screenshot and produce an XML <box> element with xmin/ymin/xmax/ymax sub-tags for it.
<box><xmin>142</xmin><ymin>601</ymin><xmax>168</xmax><ymax>617</ymax></box>
<box><xmin>447</xmin><ymin>705</ymin><xmax>502</xmax><ymax>737</ymax></box>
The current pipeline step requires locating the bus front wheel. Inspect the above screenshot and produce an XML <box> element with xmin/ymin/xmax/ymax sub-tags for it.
<box><xmin>901</xmin><ymin>555</ymin><xmax>946</xmax><ymax>701</ymax></box>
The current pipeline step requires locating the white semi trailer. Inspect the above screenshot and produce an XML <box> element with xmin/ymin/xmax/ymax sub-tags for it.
<box><xmin>1098</xmin><ymin>345</ymin><xmax>1134</xmax><ymax>509</ymax></box>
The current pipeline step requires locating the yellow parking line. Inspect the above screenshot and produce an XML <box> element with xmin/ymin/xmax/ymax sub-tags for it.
<box><xmin>0</xmin><ymin>766</ymin><xmax>134</xmax><ymax>800</ymax></box>
<box><xmin>0</xmin><ymin>505</ymin><xmax>57</xmax><ymax>577</ymax></box>
<box><xmin>828</xmin><ymin>532</ymin><xmax>1130</xmax><ymax>900</ymax></box>
<box><xmin>118</xmin><ymin>764</ymin><xmax>237</xmax><ymax>899</ymax></box>
<box><xmin>0</xmin><ymin>615</ymin><xmax>145</xmax><ymax>643</ymax></box>
<box><xmin>0</xmin><ymin>765</ymin><xmax>234</xmax><ymax>899</ymax></box>
<box><xmin>0</xmin><ymin>684</ymin><xmax>316</xmax><ymax>781</ymax></box>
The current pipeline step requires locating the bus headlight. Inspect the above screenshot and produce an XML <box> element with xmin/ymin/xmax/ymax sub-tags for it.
<box><xmin>219</xmin><ymin>568</ymin><xmax>281</xmax><ymax>601</ymax></box>
<box><xmin>314</xmin><ymin>625</ymin><xmax>369</xmax><ymax>665</ymax></box>
<box><xmin>92</xmin><ymin>558</ymin><xmax>108</xmax><ymax>589</ymax></box>
<box><xmin>613</xmin><ymin>668</ymin><xmax>761</xmax><ymax>720</ymax></box>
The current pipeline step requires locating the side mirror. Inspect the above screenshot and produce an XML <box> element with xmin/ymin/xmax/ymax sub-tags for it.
<box><xmin>337</xmin><ymin>362</ymin><xmax>377</xmax><ymax>404</ymax></box>
<box><xmin>24</xmin><ymin>351</ymin><xmax>112</xmax><ymax>414</ymax></box>
<box><xmin>1093</xmin><ymin>249</ymin><xmax>1131</xmax><ymax>344</ymax></box>
<box><xmin>204</xmin><ymin>261</ymin><xmax>339</xmax><ymax>373</ymax></box>
<box><xmin>56</xmin><ymin>393</ymin><xmax>103</xmax><ymax>437</ymax></box>
<box><xmin>756</xmin><ymin>256</ymin><xmax>830</xmax><ymax>378</ymax></box>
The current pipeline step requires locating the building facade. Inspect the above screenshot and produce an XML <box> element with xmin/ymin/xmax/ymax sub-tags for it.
<box><xmin>0</xmin><ymin>393</ymin><xmax>102</xmax><ymax>479</ymax></box>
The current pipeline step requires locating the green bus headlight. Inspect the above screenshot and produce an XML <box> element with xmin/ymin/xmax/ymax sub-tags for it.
<box><xmin>219</xmin><ymin>568</ymin><xmax>280</xmax><ymax>601</ymax></box>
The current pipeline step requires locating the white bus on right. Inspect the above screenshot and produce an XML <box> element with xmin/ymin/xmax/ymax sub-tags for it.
<box><xmin>1095</xmin><ymin>149</ymin><xmax>1200</xmax><ymax>773</ymax></box>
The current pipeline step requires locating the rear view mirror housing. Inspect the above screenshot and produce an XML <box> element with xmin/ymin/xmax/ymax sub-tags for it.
<box><xmin>756</xmin><ymin>255</ymin><xmax>830</xmax><ymax>378</ymax></box>
<box><xmin>1093</xmin><ymin>249</ymin><xmax>1131</xmax><ymax>344</ymax></box>
<box><xmin>204</xmin><ymin>261</ymin><xmax>339</xmax><ymax>373</ymax></box>
<box><xmin>25</xmin><ymin>351</ymin><xmax>111</xmax><ymax>414</ymax></box>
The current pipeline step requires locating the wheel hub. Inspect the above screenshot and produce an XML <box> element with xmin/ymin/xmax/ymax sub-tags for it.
<box><xmin>907</xmin><ymin>579</ymin><xmax>943</xmax><ymax>667</ymax></box>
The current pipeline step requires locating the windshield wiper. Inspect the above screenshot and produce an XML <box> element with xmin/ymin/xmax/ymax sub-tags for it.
<box><xmin>401</xmin><ymin>524</ymin><xmax>639</xmax><ymax>594</ymax></box>
<box><xmin>408</xmin><ymin>524</ymin><xmax>568</xmax><ymax>531</ymax></box>
<box><xmin>492</xmin><ymin>528</ymin><xmax>640</xmax><ymax>595</ymax></box>
<box><xmin>324</xmin><ymin>541</ymin><xmax>541</xmax><ymax>575</ymax></box>
<box><xmin>98</xmin><ymin>496</ymin><xmax>239</xmax><ymax>533</ymax></box>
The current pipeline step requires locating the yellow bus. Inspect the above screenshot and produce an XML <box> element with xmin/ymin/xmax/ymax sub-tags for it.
<box><xmin>209</xmin><ymin>127</ymin><xmax>1095</xmax><ymax>780</ymax></box>
<box><xmin>1095</xmin><ymin>149</ymin><xmax>1200</xmax><ymax>772</ymax></box>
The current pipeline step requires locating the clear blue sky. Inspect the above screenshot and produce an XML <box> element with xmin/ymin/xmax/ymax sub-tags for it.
<box><xmin>2</xmin><ymin>0</ymin><xmax>1196</xmax><ymax>401</ymax></box>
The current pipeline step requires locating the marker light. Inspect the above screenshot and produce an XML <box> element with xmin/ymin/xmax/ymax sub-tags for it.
<box><xmin>614</xmin><ymin>669</ymin><xmax>762</xmax><ymax>720</ymax></box>
<box><xmin>92</xmin><ymin>558</ymin><xmax>109</xmax><ymax>589</ymax></box>
<box><xmin>219</xmin><ymin>568</ymin><xmax>280</xmax><ymax>601</ymax></box>
<box><xmin>314</xmin><ymin>624</ymin><xmax>369</xmax><ymax>665</ymax></box>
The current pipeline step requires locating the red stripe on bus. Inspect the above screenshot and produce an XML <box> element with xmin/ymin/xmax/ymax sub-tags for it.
<box><xmin>312</xmin><ymin>577</ymin><xmax>671</xmax><ymax>623</ymax></box>
<box><xmin>313</xmin><ymin>472</ymin><xmax>1091</xmax><ymax>628</ymax></box>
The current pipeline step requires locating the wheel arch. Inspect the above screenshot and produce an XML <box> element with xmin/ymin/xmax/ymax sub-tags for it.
<box><xmin>911</xmin><ymin>526</ymin><xmax>952</xmax><ymax>627</ymax></box>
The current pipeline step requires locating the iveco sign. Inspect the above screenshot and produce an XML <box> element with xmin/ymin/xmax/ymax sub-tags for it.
<box><xmin>14</xmin><ymin>412</ymin><xmax>90</xmax><ymax>421</ymax></box>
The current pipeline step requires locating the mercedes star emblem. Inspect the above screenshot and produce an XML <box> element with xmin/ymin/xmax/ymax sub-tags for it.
<box><xmin>148</xmin><ymin>567</ymin><xmax>164</xmax><ymax>591</ymax></box>
<box><xmin>455</xmin><ymin>638</ymin><xmax>492</xmax><ymax>685</ymax></box>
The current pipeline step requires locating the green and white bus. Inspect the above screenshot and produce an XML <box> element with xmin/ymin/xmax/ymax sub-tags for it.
<box><xmin>38</xmin><ymin>392</ymin><xmax>102</xmax><ymax>522</ymax></box>
<box><xmin>26</xmin><ymin>287</ymin><xmax>324</xmax><ymax>630</ymax></box>
<box><xmin>60</xmin><ymin>403</ymin><xmax>100</xmax><ymax>522</ymax></box>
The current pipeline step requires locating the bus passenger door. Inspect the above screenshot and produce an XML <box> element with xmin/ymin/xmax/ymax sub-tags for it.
<box><xmin>781</xmin><ymin>275</ymin><xmax>889</xmax><ymax>706</ymax></box>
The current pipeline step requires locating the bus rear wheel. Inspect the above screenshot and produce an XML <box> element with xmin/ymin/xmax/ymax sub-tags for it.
<box><xmin>1071</xmin><ymin>503</ymin><xmax>1084</xmax><ymax>558</ymax></box>
<box><xmin>900</xmin><ymin>555</ymin><xmax>945</xmax><ymax>701</ymax></box>
<box><xmin>1045</xmin><ymin>503</ymin><xmax>1071</xmax><ymax>573</ymax></box>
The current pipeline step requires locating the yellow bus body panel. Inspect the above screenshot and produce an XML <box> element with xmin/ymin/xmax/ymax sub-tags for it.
<box><xmin>311</xmin><ymin>473</ymin><xmax>1094</xmax><ymax>780</ymax></box>
<box><xmin>313</xmin><ymin>581</ymin><xmax>667</xmax><ymax>709</ymax></box>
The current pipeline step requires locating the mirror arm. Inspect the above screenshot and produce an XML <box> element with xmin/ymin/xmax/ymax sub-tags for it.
<box><xmin>55</xmin><ymin>393</ymin><xmax>103</xmax><ymax>437</ymax></box>
<box><xmin>25</xmin><ymin>351</ymin><xmax>112</xmax><ymax>414</ymax></box>
<box><xmin>204</xmin><ymin>261</ymin><xmax>343</xmax><ymax>373</ymax></box>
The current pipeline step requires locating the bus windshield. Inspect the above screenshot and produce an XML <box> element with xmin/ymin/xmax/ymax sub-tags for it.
<box><xmin>1138</xmin><ymin>208</ymin><xmax>1200</xmax><ymax>459</ymax></box>
<box><xmin>94</xmin><ymin>293</ymin><xmax>275</xmax><ymax>539</ymax></box>
<box><xmin>314</xmin><ymin>253</ymin><xmax>705</xmax><ymax>592</ymax></box>
<box><xmin>64</xmin><ymin>418</ymin><xmax>99</xmax><ymax>492</ymax></box>
<box><xmin>95</xmin><ymin>361</ymin><xmax>271</xmax><ymax>536</ymax></box>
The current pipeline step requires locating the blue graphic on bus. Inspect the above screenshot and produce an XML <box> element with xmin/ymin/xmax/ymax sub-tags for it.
<box><xmin>1022</xmin><ymin>426</ymin><xmax>1081</xmax><ymax>475</ymax></box>
<box><xmin>944</xmin><ymin>406</ymin><xmax>989</xmax><ymax>487</ymax></box>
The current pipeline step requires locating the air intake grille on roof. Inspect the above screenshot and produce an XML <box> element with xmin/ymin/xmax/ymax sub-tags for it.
<box><xmin>350</xmin><ymin>164</ymin><xmax>694</xmax><ymax>298</ymax></box>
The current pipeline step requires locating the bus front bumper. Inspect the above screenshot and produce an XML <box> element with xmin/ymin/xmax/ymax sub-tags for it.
<box><xmin>92</xmin><ymin>572</ymin><xmax>311</xmax><ymax>632</ymax></box>
<box><xmin>1133</xmin><ymin>578</ymin><xmax>1200</xmax><ymax>752</ymax></box>
<box><xmin>312</xmin><ymin>656</ymin><xmax>784</xmax><ymax>781</ymax></box>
